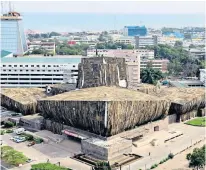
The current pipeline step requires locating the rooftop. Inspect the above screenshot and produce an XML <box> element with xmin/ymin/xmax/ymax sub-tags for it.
<box><xmin>1</xmin><ymin>50</ymin><xmax>13</xmax><ymax>58</ymax></box>
<box><xmin>85</xmin><ymin>137</ymin><xmax>131</xmax><ymax>148</ymax></box>
<box><xmin>137</xmin><ymin>85</ymin><xmax>205</xmax><ymax>104</ymax></box>
<box><xmin>1</xmin><ymin>88</ymin><xmax>47</xmax><ymax>105</ymax></box>
<box><xmin>40</xmin><ymin>86</ymin><xmax>163</xmax><ymax>101</ymax></box>
<box><xmin>1</xmin><ymin>56</ymin><xmax>81</xmax><ymax>64</ymax></box>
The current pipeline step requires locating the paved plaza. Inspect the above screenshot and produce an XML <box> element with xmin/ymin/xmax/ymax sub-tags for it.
<box><xmin>119</xmin><ymin>123</ymin><xmax>205</xmax><ymax>170</ymax></box>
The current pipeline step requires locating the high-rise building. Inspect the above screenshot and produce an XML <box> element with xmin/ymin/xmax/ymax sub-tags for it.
<box><xmin>123</xmin><ymin>26</ymin><xmax>147</xmax><ymax>36</ymax></box>
<box><xmin>1</xmin><ymin>11</ymin><xmax>28</xmax><ymax>56</ymax></box>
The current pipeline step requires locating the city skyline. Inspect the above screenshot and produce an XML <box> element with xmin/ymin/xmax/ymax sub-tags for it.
<box><xmin>2</xmin><ymin>1</ymin><xmax>205</xmax><ymax>32</ymax></box>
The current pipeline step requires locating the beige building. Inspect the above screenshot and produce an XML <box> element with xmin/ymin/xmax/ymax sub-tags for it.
<box><xmin>126</xmin><ymin>61</ymin><xmax>141</xmax><ymax>87</ymax></box>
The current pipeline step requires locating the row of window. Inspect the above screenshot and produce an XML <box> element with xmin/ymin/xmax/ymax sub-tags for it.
<box><xmin>2</xmin><ymin>69</ymin><xmax>61</xmax><ymax>72</ymax></box>
<box><xmin>2</xmin><ymin>65</ymin><xmax>76</xmax><ymax>68</ymax></box>
<box><xmin>1</xmin><ymin>78</ymin><xmax>63</xmax><ymax>80</ymax></box>
<box><xmin>1</xmin><ymin>74</ymin><xmax>64</xmax><ymax>76</ymax></box>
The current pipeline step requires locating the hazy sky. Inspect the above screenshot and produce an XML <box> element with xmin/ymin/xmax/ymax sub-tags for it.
<box><xmin>4</xmin><ymin>1</ymin><xmax>205</xmax><ymax>31</ymax></box>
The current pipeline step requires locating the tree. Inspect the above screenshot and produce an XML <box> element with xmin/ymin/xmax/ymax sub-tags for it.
<box><xmin>4</xmin><ymin>121</ymin><xmax>14</xmax><ymax>128</ymax></box>
<box><xmin>49</xmin><ymin>32</ymin><xmax>61</xmax><ymax>38</ymax></box>
<box><xmin>140</xmin><ymin>68</ymin><xmax>164</xmax><ymax>85</ymax></box>
<box><xmin>186</xmin><ymin>145</ymin><xmax>205</xmax><ymax>170</ymax></box>
<box><xmin>174</xmin><ymin>41</ymin><xmax>183</xmax><ymax>48</ymax></box>
<box><xmin>189</xmin><ymin>44</ymin><xmax>196</xmax><ymax>49</ymax></box>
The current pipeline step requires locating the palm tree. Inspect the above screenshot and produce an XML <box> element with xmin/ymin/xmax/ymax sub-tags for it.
<box><xmin>141</xmin><ymin>68</ymin><xmax>164</xmax><ymax>84</ymax></box>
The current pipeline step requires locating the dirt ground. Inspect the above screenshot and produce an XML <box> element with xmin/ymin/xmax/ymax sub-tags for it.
<box><xmin>156</xmin><ymin>140</ymin><xmax>205</xmax><ymax>170</ymax></box>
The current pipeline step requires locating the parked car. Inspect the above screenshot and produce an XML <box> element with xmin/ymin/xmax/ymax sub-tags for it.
<box><xmin>27</xmin><ymin>141</ymin><xmax>35</xmax><ymax>147</ymax></box>
<box><xmin>26</xmin><ymin>159</ymin><xmax>33</xmax><ymax>163</ymax></box>
<box><xmin>14</xmin><ymin>128</ymin><xmax>25</xmax><ymax>135</ymax></box>
<box><xmin>14</xmin><ymin>137</ymin><xmax>26</xmax><ymax>143</ymax></box>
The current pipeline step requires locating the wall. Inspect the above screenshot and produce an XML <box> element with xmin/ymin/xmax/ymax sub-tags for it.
<box><xmin>81</xmin><ymin>138</ymin><xmax>132</xmax><ymax>160</ymax></box>
<box><xmin>106</xmin><ymin>101</ymin><xmax>170</xmax><ymax>136</ymax></box>
<box><xmin>77</xmin><ymin>57</ymin><xmax>127</xmax><ymax>89</ymax></box>
<box><xmin>38</xmin><ymin>100</ymin><xmax>107</xmax><ymax>136</ymax></box>
<box><xmin>107</xmin><ymin>117</ymin><xmax>169</xmax><ymax>140</ymax></box>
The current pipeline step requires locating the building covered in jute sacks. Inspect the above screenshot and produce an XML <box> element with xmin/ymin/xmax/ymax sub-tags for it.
<box><xmin>77</xmin><ymin>57</ymin><xmax>128</xmax><ymax>89</ymax></box>
<box><xmin>37</xmin><ymin>86</ymin><xmax>170</xmax><ymax>137</ymax></box>
<box><xmin>1</xmin><ymin>88</ymin><xmax>47</xmax><ymax>115</ymax></box>
<box><xmin>136</xmin><ymin>85</ymin><xmax>205</xmax><ymax>123</ymax></box>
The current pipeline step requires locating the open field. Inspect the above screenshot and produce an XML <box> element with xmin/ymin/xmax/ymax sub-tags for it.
<box><xmin>185</xmin><ymin>117</ymin><xmax>206</xmax><ymax>127</ymax></box>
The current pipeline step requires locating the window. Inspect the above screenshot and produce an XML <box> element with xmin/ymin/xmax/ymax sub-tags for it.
<box><xmin>37</xmin><ymin>70</ymin><xmax>40</xmax><ymax>72</ymax></box>
<box><xmin>20</xmin><ymin>65</ymin><xmax>23</xmax><ymax>67</ymax></box>
<box><xmin>73</xmin><ymin>65</ymin><xmax>75</xmax><ymax>68</ymax></box>
<box><xmin>48</xmin><ymin>70</ymin><xmax>51</xmax><ymax>72</ymax></box>
<box><xmin>26</xmin><ymin>70</ymin><xmax>29</xmax><ymax>72</ymax></box>
<box><xmin>20</xmin><ymin>70</ymin><xmax>23</xmax><ymax>72</ymax></box>
<box><xmin>9</xmin><ymin>65</ymin><xmax>12</xmax><ymax>67</ymax></box>
<box><xmin>31</xmin><ymin>65</ymin><xmax>34</xmax><ymax>67</ymax></box>
<box><xmin>37</xmin><ymin>65</ymin><xmax>39</xmax><ymax>67</ymax></box>
<box><xmin>3</xmin><ymin>70</ymin><xmax>6</xmax><ymax>72</ymax></box>
<box><xmin>25</xmin><ymin>65</ymin><xmax>28</xmax><ymax>67</ymax></box>
<box><xmin>48</xmin><ymin>65</ymin><xmax>51</xmax><ymax>67</ymax></box>
<box><xmin>31</xmin><ymin>70</ymin><xmax>34</xmax><ymax>72</ymax></box>
<box><xmin>3</xmin><ymin>65</ymin><xmax>6</xmax><ymax>67</ymax></box>
<box><xmin>42</xmin><ymin>65</ymin><xmax>45</xmax><ymax>67</ymax></box>
<box><xmin>9</xmin><ymin>70</ymin><xmax>11</xmax><ymax>71</ymax></box>
<box><xmin>14</xmin><ymin>65</ymin><xmax>17</xmax><ymax>67</ymax></box>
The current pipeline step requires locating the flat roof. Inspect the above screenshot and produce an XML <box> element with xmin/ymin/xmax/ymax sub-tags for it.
<box><xmin>137</xmin><ymin>86</ymin><xmax>205</xmax><ymax>104</ymax></box>
<box><xmin>1</xmin><ymin>88</ymin><xmax>47</xmax><ymax>105</ymax></box>
<box><xmin>40</xmin><ymin>86</ymin><xmax>163</xmax><ymax>101</ymax></box>
<box><xmin>1</xmin><ymin>56</ymin><xmax>81</xmax><ymax>64</ymax></box>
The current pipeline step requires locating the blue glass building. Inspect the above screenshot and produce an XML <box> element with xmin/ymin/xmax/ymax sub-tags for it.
<box><xmin>0</xmin><ymin>12</ymin><xmax>28</xmax><ymax>56</ymax></box>
<box><xmin>124</xmin><ymin>26</ymin><xmax>147</xmax><ymax>36</ymax></box>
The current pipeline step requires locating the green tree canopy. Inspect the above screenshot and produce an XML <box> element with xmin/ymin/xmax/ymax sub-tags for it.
<box><xmin>140</xmin><ymin>67</ymin><xmax>164</xmax><ymax>85</ymax></box>
<box><xmin>186</xmin><ymin>145</ymin><xmax>205</xmax><ymax>170</ymax></box>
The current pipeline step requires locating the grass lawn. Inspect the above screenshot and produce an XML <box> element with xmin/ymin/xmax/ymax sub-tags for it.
<box><xmin>1</xmin><ymin>146</ymin><xmax>28</xmax><ymax>166</ymax></box>
<box><xmin>31</xmin><ymin>163</ymin><xmax>71</xmax><ymax>170</ymax></box>
<box><xmin>185</xmin><ymin>117</ymin><xmax>206</xmax><ymax>127</ymax></box>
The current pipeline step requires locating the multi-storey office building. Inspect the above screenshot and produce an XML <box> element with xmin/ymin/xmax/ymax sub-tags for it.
<box><xmin>1</xmin><ymin>11</ymin><xmax>28</xmax><ymax>55</ymax></box>
<box><xmin>27</xmin><ymin>42</ymin><xmax>56</xmax><ymax>55</ymax></box>
<box><xmin>1</xmin><ymin>56</ymin><xmax>80</xmax><ymax>87</ymax></box>
<box><xmin>135</xmin><ymin>36</ymin><xmax>158</xmax><ymax>48</ymax></box>
<box><xmin>123</xmin><ymin>26</ymin><xmax>147</xmax><ymax>36</ymax></box>
<box><xmin>140</xmin><ymin>59</ymin><xmax>169</xmax><ymax>73</ymax></box>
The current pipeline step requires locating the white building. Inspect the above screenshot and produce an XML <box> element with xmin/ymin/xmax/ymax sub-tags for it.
<box><xmin>87</xmin><ymin>49</ymin><xmax>154</xmax><ymax>59</ymax></box>
<box><xmin>199</xmin><ymin>69</ymin><xmax>206</xmax><ymax>86</ymax></box>
<box><xmin>27</xmin><ymin>42</ymin><xmax>56</xmax><ymax>55</ymax></box>
<box><xmin>1</xmin><ymin>55</ymin><xmax>81</xmax><ymax>87</ymax></box>
<box><xmin>115</xmin><ymin>36</ymin><xmax>135</xmax><ymax>46</ymax></box>
<box><xmin>135</xmin><ymin>36</ymin><xmax>158</xmax><ymax>48</ymax></box>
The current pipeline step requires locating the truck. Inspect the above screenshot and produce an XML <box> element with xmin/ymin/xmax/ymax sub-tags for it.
<box><xmin>14</xmin><ymin>128</ymin><xmax>25</xmax><ymax>135</ymax></box>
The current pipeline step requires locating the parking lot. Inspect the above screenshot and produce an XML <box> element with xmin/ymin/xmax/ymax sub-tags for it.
<box><xmin>1</xmin><ymin>129</ymin><xmax>90</xmax><ymax>170</ymax></box>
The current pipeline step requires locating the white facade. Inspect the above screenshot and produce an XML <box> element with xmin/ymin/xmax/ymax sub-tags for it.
<box><xmin>87</xmin><ymin>49</ymin><xmax>154</xmax><ymax>59</ymax></box>
<box><xmin>135</xmin><ymin>36</ymin><xmax>158</xmax><ymax>48</ymax></box>
<box><xmin>1</xmin><ymin>57</ymin><xmax>80</xmax><ymax>87</ymax></box>
<box><xmin>200</xmin><ymin>69</ymin><xmax>206</xmax><ymax>86</ymax></box>
<box><xmin>115</xmin><ymin>36</ymin><xmax>135</xmax><ymax>46</ymax></box>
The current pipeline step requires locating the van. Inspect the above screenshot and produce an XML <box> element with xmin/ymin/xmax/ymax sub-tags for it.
<box><xmin>14</xmin><ymin>128</ymin><xmax>25</xmax><ymax>135</ymax></box>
